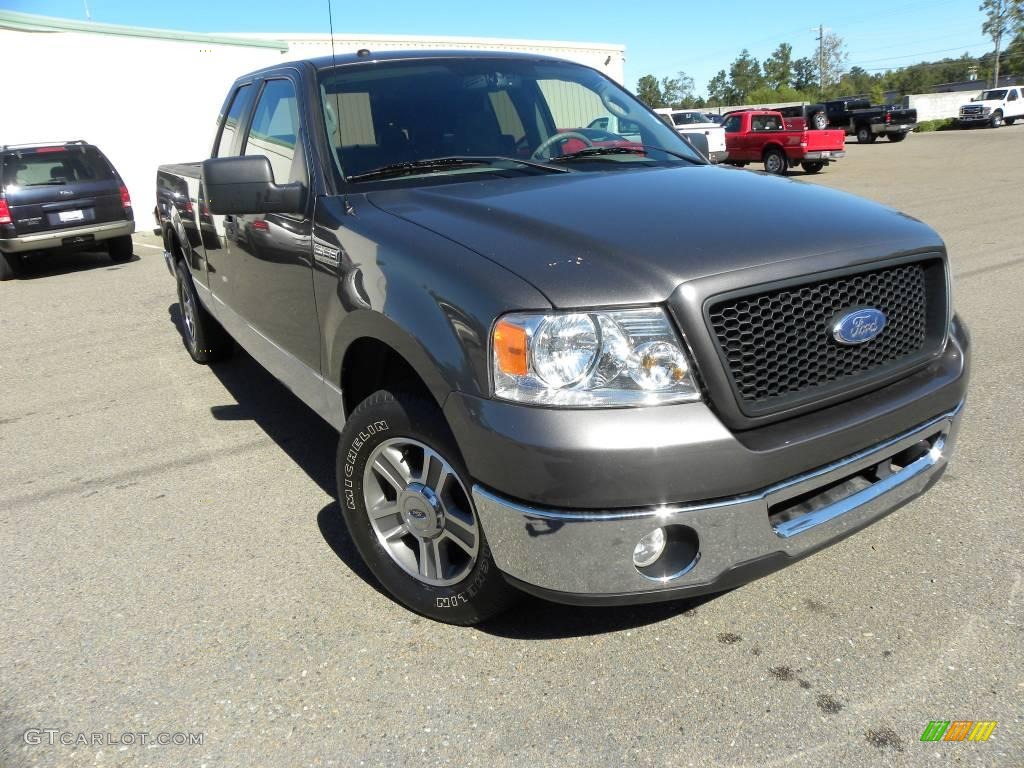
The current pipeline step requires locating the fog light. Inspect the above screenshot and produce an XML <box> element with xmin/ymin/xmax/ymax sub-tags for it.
<box><xmin>633</xmin><ymin>527</ymin><xmax>666</xmax><ymax>568</ymax></box>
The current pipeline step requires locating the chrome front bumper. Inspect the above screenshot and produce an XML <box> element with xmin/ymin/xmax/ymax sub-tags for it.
<box><xmin>0</xmin><ymin>219</ymin><xmax>134</xmax><ymax>253</ymax></box>
<box><xmin>473</xmin><ymin>404</ymin><xmax>962</xmax><ymax>604</ymax></box>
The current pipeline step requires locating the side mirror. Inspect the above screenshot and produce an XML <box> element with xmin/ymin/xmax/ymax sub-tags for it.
<box><xmin>202</xmin><ymin>156</ymin><xmax>305</xmax><ymax>216</ymax></box>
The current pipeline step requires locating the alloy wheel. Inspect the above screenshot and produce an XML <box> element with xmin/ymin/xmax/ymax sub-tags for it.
<box><xmin>362</xmin><ymin>437</ymin><xmax>480</xmax><ymax>586</ymax></box>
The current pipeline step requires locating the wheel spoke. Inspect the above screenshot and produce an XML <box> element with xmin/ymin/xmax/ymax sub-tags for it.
<box><xmin>367</xmin><ymin>500</ymin><xmax>400</xmax><ymax>521</ymax></box>
<box><xmin>379</xmin><ymin>522</ymin><xmax>409</xmax><ymax>542</ymax></box>
<box><xmin>442</xmin><ymin>529</ymin><xmax>475</xmax><ymax>556</ymax></box>
<box><xmin>417</xmin><ymin>539</ymin><xmax>435</xmax><ymax>579</ymax></box>
<box><xmin>372</xmin><ymin>453</ymin><xmax>409</xmax><ymax>492</ymax></box>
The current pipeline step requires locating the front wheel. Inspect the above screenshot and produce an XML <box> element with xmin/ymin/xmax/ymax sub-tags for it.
<box><xmin>856</xmin><ymin>126</ymin><xmax>875</xmax><ymax>144</ymax></box>
<box><xmin>990</xmin><ymin>111</ymin><xmax>1003</xmax><ymax>128</ymax></box>
<box><xmin>801</xmin><ymin>161</ymin><xmax>824</xmax><ymax>174</ymax></box>
<box><xmin>763</xmin><ymin>148</ymin><xmax>788</xmax><ymax>175</ymax></box>
<box><xmin>336</xmin><ymin>390</ymin><xmax>518</xmax><ymax>625</ymax></box>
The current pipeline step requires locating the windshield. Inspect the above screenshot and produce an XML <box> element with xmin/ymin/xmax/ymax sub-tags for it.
<box><xmin>318</xmin><ymin>59</ymin><xmax>703</xmax><ymax>184</ymax></box>
<box><xmin>979</xmin><ymin>90</ymin><xmax>1007</xmax><ymax>100</ymax></box>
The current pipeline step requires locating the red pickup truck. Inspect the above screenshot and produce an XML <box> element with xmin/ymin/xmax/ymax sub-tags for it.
<box><xmin>722</xmin><ymin>110</ymin><xmax>846</xmax><ymax>175</ymax></box>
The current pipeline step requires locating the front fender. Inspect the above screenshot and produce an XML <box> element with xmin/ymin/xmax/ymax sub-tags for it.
<box><xmin>316</xmin><ymin>195</ymin><xmax>551</xmax><ymax>408</ymax></box>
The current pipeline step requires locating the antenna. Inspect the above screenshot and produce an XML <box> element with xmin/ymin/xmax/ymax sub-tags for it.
<box><xmin>326</xmin><ymin>0</ymin><xmax>346</xmax><ymax>187</ymax></box>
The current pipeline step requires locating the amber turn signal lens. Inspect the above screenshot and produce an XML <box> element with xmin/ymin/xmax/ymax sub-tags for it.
<box><xmin>493</xmin><ymin>320</ymin><xmax>529</xmax><ymax>376</ymax></box>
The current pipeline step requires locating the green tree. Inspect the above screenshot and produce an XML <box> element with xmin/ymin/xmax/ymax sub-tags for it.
<box><xmin>660</xmin><ymin>71</ymin><xmax>696</xmax><ymax>108</ymax></box>
<box><xmin>729</xmin><ymin>49</ymin><xmax>764</xmax><ymax>102</ymax></box>
<box><xmin>792</xmin><ymin>57</ymin><xmax>817</xmax><ymax>91</ymax></box>
<box><xmin>980</xmin><ymin>0</ymin><xmax>1023</xmax><ymax>86</ymax></box>
<box><xmin>636</xmin><ymin>74</ymin><xmax>666</xmax><ymax>108</ymax></box>
<box><xmin>707</xmin><ymin>69</ymin><xmax>734</xmax><ymax>105</ymax></box>
<box><xmin>763</xmin><ymin>43</ymin><xmax>794</xmax><ymax>89</ymax></box>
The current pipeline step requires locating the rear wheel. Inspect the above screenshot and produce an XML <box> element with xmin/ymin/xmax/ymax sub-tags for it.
<box><xmin>809</xmin><ymin>110</ymin><xmax>828</xmax><ymax>130</ymax></box>
<box><xmin>990</xmin><ymin>111</ymin><xmax>1003</xmax><ymax>128</ymax></box>
<box><xmin>887</xmin><ymin>132</ymin><xmax>907</xmax><ymax>142</ymax></box>
<box><xmin>174</xmin><ymin>260</ymin><xmax>232</xmax><ymax>363</ymax></box>
<box><xmin>801</xmin><ymin>161</ymin><xmax>824</xmax><ymax>174</ymax></box>
<box><xmin>856</xmin><ymin>125</ymin><xmax>875</xmax><ymax>144</ymax></box>
<box><xmin>337</xmin><ymin>390</ymin><xmax>518</xmax><ymax>625</ymax></box>
<box><xmin>0</xmin><ymin>251</ymin><xmax>19</xmax><ymax>281</ymax></box>
<box><xmin>108</xmin><ymin>235</ymin><xmax>134</xmax><ymax>262</ymax></box>
<box><xmin>1004</xmin><ymin>117</ymin><xmax>1015</xmax><ymax>125</ymax></box>
<box><xmin>763</xmin><ymin>147</ymin><xmax>788</xmax><ymax>175</ymax></box>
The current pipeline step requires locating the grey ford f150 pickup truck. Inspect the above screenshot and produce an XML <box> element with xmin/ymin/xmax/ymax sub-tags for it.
<box><xmin>157</xmin><ymin>51</ymin><xmax>969</xmax><ymax>625</ymax></box>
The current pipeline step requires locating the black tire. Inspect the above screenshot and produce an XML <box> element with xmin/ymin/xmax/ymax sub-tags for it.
<box><xmin>762</xmin><ymin>147</ymin><xmax>788</xmax><ymax>175</ymax></box>
<box><xmin>108</xmin><ymin>235</ymin><xmax>134</xmax><ymax>262</ymax></box>
<box><xmin>174</xmin><ymin>259</ymin><xmax>232</xmax><ymax>363</ymax></box>
<box><xmin>336</xmin><ymin>390</ymin><xmax>518</xmax><ymax>625</ymax></box>
<box><xmin>1003</xmin><ymin>117</ymin><xmax>1015</xmax><ymax>126</ymax></box>
<box><xmin>801</xmin><ymin>161</ymin><xmax>824</xmax><ymax>174</ymax></box>
<box><xmin>0</xmin><ymin>251</ymin><xmax>19</xmax><ymax>281</ymax></box>
<box><xmin>809</xmin><ymin>110</ymin><xmax>828</xmax><ymax>130</ymax></box>
<box><xmin>990</xmin><ymin>111</ymin><xmax>1003</xmax><ymax>128</ymax></box>
<box><xmin>856</xmin><ymin>125</ymin><xmax>875</xmax><ymax>144</ymax></box>
<box><xmin>887</xmin><ymin>132</ymin><xmax>907</xmax><ymax>142</ymax></box>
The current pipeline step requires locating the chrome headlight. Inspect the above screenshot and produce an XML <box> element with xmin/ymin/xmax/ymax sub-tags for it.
<box><xmin>491</xmin><ymin>308</ymin><xmax>701</xmax><ymax>406</ymax></box>
<box><xmin>982</xmin><ymin>106</ymin><xmax>992</xmax><ymax>115</ymax></box>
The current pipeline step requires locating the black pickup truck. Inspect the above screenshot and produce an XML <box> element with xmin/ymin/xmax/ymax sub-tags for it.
<box><xmin>823</xmin><ymin>98</ymin><xmax>918</xmax><ymax>143</ymax></box>
<box><xmin>157</xmin><ymin>51</ymin><xmax>968</xmax><ymax>625</ymax></box>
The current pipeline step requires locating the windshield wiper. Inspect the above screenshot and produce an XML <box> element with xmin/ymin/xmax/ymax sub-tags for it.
<box><xmin>27</xmin><ymin>180</ymin><xmax>68</xmax><ymax>186</ymax></box>
<box><xmin>548</xmin><ymin>145</ymin><xmax>701</xmax><ymax>164</ymax></box>
<box><xmin>346</xmin><ymin>155</ymin><xmax>568</xmax><ymax>183</ymax></box>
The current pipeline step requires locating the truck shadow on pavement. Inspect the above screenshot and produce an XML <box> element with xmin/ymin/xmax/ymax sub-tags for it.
<box><xmin>14</xmin><ymin>248</ymin><xmax>138</xmax><ymax>279</ymax></box>
<box><xmin>168</xmin><ymin>303</ymin><xmax>718</xmax><ymax>636</ymax></box>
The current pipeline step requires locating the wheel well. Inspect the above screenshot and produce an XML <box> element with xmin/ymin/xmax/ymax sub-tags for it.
<box><xmin>166</xmin><ymin>229</ymin><xmax>185</xmax><ymax>265</ymax></box>
<box><xmin>341</xmin><ymin>338</ymin><xmax>434</xmax><ymax>417</ymax></box>
<box><xmin>762</xmin><ymin>143</ymin><xmax>785</xmax><ymax>158</ymax></box>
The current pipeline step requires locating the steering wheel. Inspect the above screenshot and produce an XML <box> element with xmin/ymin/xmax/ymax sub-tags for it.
<box><xmin>531</xmin><ymin>131</ymin><xmax>595</xmax><ymax>160</ymax></box>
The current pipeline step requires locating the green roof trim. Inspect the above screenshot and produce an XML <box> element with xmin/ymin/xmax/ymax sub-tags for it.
<box><xmin>0</xmin><ymin>10</ymin><xmax>289</xmax><ymax>51</ymax></box>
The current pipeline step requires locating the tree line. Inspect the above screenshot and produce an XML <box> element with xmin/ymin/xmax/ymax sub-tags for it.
<box><xmin>636</xmin><ymin>2</ymin><xmax>1024</xmax><ymax>109</ymax></box>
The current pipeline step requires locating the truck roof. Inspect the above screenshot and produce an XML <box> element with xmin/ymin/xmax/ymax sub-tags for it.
<box><xmin>240</xmin><ymin>48</ymin><xmax>586</xmax><ymax>79</ymax></box>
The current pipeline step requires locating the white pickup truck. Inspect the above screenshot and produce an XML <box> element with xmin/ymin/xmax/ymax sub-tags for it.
<box><xmin>598</xmin><ymin>109</ymin><xmax>724</xmax><ymax>162</ymax></box>
<box><xmin>957</xmin><ymin>87</ymin><xmax>1024</xmax><ymax>128</ymax></box>
<box><xmin>656</xmin><ymin>110</ymin><xmax>728</xmax><ymax>163</ymax></box>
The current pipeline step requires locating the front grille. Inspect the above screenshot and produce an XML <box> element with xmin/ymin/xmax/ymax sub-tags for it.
<box><xmin>706</xmin><ymin>261</ymin><xmax>946</xmax><ymax>415</ymax></box>
<box><xmin>960</xmin><ymin>106</ymin><xmax>982</xmax><ymax>117</ymax></box>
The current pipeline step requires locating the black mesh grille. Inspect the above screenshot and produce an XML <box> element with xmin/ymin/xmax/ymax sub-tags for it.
<box><xmin>707</xmin><ymin>263</ymin><xmax>934</xmax><ymax>411</ymax></box>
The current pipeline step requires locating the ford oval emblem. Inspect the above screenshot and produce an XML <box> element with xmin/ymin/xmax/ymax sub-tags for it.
<box><xmin>832</xmin><ymin>308</ymin><xmax>887</xmax><ymax>345</ymax></box>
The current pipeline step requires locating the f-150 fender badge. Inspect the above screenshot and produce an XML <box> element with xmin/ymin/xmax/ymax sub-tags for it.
<box><xmin>313</xmin><ymin>241</ymin><xmax>341</xmax><ymax>267</ymax></box>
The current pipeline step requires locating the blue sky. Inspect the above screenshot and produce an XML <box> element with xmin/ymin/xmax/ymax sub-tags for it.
<box><xmin>3</xmin><ymin>0</ymin><xmax>993</xmax><ymax>94</ymax></box>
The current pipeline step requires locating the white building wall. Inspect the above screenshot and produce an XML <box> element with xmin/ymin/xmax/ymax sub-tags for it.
<box><xmin>904</xmin><ymin>91</ymin><xmax>980</xmax><ymax>121</ymax></box>
<box><xmin>2</xmin><ymin>23</ymin><xmax>624</xmax><ymax>227</ymax></box>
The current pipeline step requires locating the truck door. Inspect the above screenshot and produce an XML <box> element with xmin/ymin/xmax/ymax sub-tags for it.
<box><xmin>722</xmin><ymin>114</ymin><xmax>746</xmax><ymax>159</ymax></box>
<box><xmin>222</xmin><ymin>76</ymin><xmax>321</xmax><ymax>372</ymax></box>
<box><xmin>1008</xmin><ymin>88</ymin><xmax>1022</xmax><ymax>118</ymax></box>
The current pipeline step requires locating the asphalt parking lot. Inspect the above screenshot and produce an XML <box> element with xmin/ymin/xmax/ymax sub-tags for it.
<box><xmin>2</xmin><ymin>127</ymin><xmax>1022</xmax><ymax>768</ymax></box>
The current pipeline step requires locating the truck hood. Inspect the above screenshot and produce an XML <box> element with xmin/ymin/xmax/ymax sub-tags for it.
<box><xmin>367</xmin><ymin>165</ymin><xmax>942</xmax><ymax>307</ymax></box>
